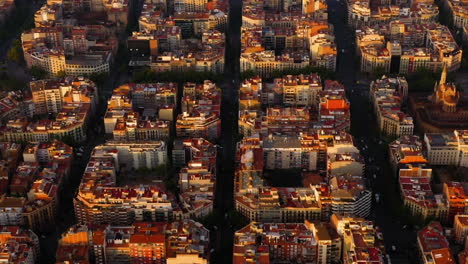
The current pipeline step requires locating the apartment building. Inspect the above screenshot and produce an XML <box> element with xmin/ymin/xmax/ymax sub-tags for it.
<box><xmin>0</xmin><ymin>142</ymin><xmax>21</xmax><ymax>194</ymax></box>
<box><xmin>261</xmin><ymin>74</ymin><xmax>322</xmax><ymax>107</ymax></box>
<box><xmin>348</xmin><ymin>0</ymin><xmax>438</xmax><ymax>28</ymax></box>
<box><xmin>238</xmin><ymin>110</ymin><xmax>263</xmax><ymax>137</ymax></box>
<box><xmin>151</xmin><ymin>49</ymin><xmax>225</xmax><ymax>73</ymax></box>
<box><xmin>23</xmin><ymin>140</ymin><xmax>73</xmax><ymax>164</ymax></box>
<box><xmin>234</xmin><ymin>136</ymin><xmax>265</xmax><ymax>192</ymax></box>
<box><xmin>0</xmin><ymin>226</ymin><xmax>40</xmax><ymax>264</ymax></box>
<box><xmin>234</xmin><ymin>221</ymin><xmax>341</xmax><ymax>264</ymax></box>
<box><xmin>56</xmin><ymin>225</ymin><xmax>90</xmax><ymax>263</ymax></box>
<box><xmin>94</xmin><ymin>142</ymin><xmax>167</xmax><ymax>170</ymax></box>
<box><xmin>309</xmin><ymin>32</ymin><xmax>337</xmax><ymax>71</ymax></box>
<box><xmin>239</xmin><ymin>77</ymin><xmax>263</xmax><ymax>111</ymax></box>
<box><xmin>22</xmin><ymin>28</ymin><xmax>116</xmax><ymax>76</ymax></box>
<box><xmin>177</xmin><ymin>81</ymin><xmax>221</xmax><ymax>140</ymax></box>
<box><xmin>347</xmin><ymin>0</ymin><xmax>371</xmax><ymax>28</ymax></box>
<box><xmin>173</xmin><ymin>0</ymin><xmax>207</xmax><ymax>12</ymax></box>
<box><xmin>360</xmin><ymin>45</ymin><xmax>391</xmax><ymax>73</ymax></box>
<box><xmin>262</xmin><ymin>107</ymin><xmax>312</xmax><ymax>136</ymax></box>
<box><xmin>235</xmin><ymin>187</ymin><xmax>322</xmax><ymax>222</ymax></box>
<box><xmin>104</xmin><ymin>85</ymin><xmax>133</xmax><ymax>134</ymax></box>
<box><xmin>1</xmin><ymin>78</ymin><xmax>98</xmax><ymax>143</ymax></box>
<box><xmin>0</xmin><ymin>140</ymin><xmax>70</xmax><ymax>231</ymax></box>
<box><xmin>444</xmin><ymin>0</ymin><xmax>468</xmax><ymax>29</ymax></box>
<box><xmin>417</xmin><ymin>222</ymin><xmax>456</xmax><ymax>264</ymax></box>
<box><xmin>330</xmin><ymin>214</ymin><xmax>386</xmax><ymax>264</ymax></box>
<box><xmin>172</xmin><ymin>138</ymin><xmax>216</xmax><ymax>168</ymax></box>
<box><xmin>389</xmin><ymin>135</ymin><xmax>428</xmax><ymax>174</ymax></box>
<box><xmin>354</xmin><ymin>21</ymin><xmax>461</xmax><ymax>74</ymax></box>
<box><xmin>240</xmin><ymin>79</ymin><xmax>349</xmax><ymax>134</ymax></box>
<box><xmin>318</xmin><ymin>82</ymin><xmax>351</xmax><ymax>132</ymax></box>
<box><xmin>262</xmin><ymin>134</ymin><xmax>327</xmax><ymax>171</ymax></box>
<box><xmin>399</xmin><ymin>164</ymin><xmax>447</xmax><ymax>222</ymax></box>
<box><xmin>0</xmin><ymin>91</ymin><xmax>34</xmax><ymax>123</ymax></box>
<box><xmin>443</xmin><ymin>182</ymin><xmax>468</xmax><ymax>224</ymax></box>
<box><xmin>455</xmin><ymin>215</ymin><xmax>468</xmax><ymax>244</ymax></box>
<box><xmin>1</xmin><ymin>105</ymin><xmax>90</xmax><ymax>143</ymax></box>
<box><xmin>456</xmin><ymin>130</ymin><xmax>468</xmax><ymax>167</ymax></box>
<box><xmin>424</xmin><ymin>132</ymin><xmax>462</xmax><ymax>166</ymax></box>
<box><xmin>399</xmin><ymin>48</ymin><xmax>443</xmax><ymax>74</ymax></box>
<box><xmin>355</xmin><ymin>28</ymin><xmax>386</xmax><ymax>56</ymax></box>
<box><xmin>73</xmin><ymin>143</ymin><xmax>175</xmax><ymax>225</ymax></box>
<box><xmin>23</xmin><ymin>162</ymin><xmax>68</xmax><ymax>231</ymax></box>
<box><xmin>134</xmin><ymin>4</ymin><xmax>226</xmax><ymax>69</ymax></box>
<box><xmin>104</xmin><ymin>83</ymin><xmax>174</xmax><ymax>141</ymax></box>
<box><xmin>370</xmin><ymin>76</ymin><xmax>414</xmax><ymax>137</ymax></box>
<box><xmin>84</xmin><ymin>220</ymin><xmax>209</xmax><ymax>264</ymax></box>
<box><xmin>33</xmin><ymin>3</ymin><xmax>62</xmax><ymax>27</ymax></box>
<box><xmin>30</xmin><ymin>77</ymin><xmax>99</xmax><ymax>116</ymax></box>
<box><xmin>323</xmin><ymin>174</ymin><xmax>372</xmax><ymax>218</ymax></box>
<box><xmin>329</xmin><ymin>153</ymin><xmax>365</xmax><ymax>177</ymax></box>
<box><xmin>20</xmin><ymin>0</ymin><xmax>124</xmax><ymax>75</ymax></box>
<box><xmin>241</xmin><ymin>50</ymin><xmax>311</xmax><ymax>77</ymax></box>
<box><xmin>426</xmin><ymin>25</ymin><xmax>463</xmax><ymax>72</ymax></box>
<box><xmin>241</xmin><ymin>1</ymin><xmax>336</xmax><ymax>75</ymax></box>
<box><xmin>177</xmin><ymin>138</ymin><xmax>217</xmax><ymax>219</ymax></box>
<box><xmin>131</xmin><ymin>82</ymin><xmax>177</xmax><ymax>112</ymax></box>
<box><xmin>0</xmin><ymin>196</ymin><xmax>25</xmax><ymax>226</ymax></box>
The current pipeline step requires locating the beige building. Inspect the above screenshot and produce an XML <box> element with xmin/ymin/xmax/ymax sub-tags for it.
<box><xmin>426</xmin><ymin>25</ymin><xmax>463</xmax><ymax>72</ymax></box>
<box><xmin>235</xmin><ymin>187</ymin><xmax>322</xmax><ymax>222</ymax></box>
<box><xmin>399</xmin><ymin>48</ymin><xmax>443</xmax><ymax>74</ymax></box>
<box><xmin>330</xmin><ymin>214</ymin><xmax>386</xmax><ymax>264</ymax></box>
<box><xmin>424</xmin><ymin>132</ymin><xmax>461</xmax><ymax>166</ymax></box>
<box><xmin>360</xmin><ymin>46</ymin><xmax>391</xmax><ymax>73</ymax></box>
<box><xmin>444</xmin><ymin>0</ymin><xmax>468</xmax><ymax>29</ymax></box>
<box><xmin>167</xmin><ymin>254</ymin><xmax>208</xmax><ymax>264</ymax></box>
<box><xmin>455</xmin><ymin>215</ymin><xmax>468</xmax><ymax>244</ymax></box>
<box><xmin>370</xmin><ymin>76</ymin><xmax>414</xmax><ymax>137</ymax></box>
<box><xmin>30</xmin><ymin>77</ymin><xmax>99</xmax><ymax>116</ymax></box>
<box><xmin>240</xmin><ymin>50</ymin><xmax>310</xmax><ymax>77</ymax></box>
<box><xmin>174</xmin><ymin>0</ymin><xmax>207</xmax><ymax>12</ymax></box>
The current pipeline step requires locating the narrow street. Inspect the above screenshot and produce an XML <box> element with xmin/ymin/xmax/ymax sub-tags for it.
<box><xmin>328</xmin><ymin>0</ymin><xmax>415</xmax><ymax>263</ymax></box>
<box><xmin>211</xmin><ymin>0</ymin><xmax>242</xmax><ymax>262</ymax></box>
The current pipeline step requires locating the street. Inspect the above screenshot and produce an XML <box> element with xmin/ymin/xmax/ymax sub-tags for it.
<box><xmin>328</xmin><ymin>0</ymin><xmax>416</xmax><ymax>263</ymax></box>
<box><xmin>210</xmin><ymin>0</ymin><xmax>242</xmax><ymax>261</ymax></box>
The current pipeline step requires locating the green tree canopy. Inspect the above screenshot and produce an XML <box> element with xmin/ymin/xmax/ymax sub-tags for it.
<box><xmin>7</xmin><ymin>40</ymin><xmax>24</xmax><ymax>64</ymax></box>
<box><xmin>30</xmin><ymin>66</ymin><xmax>48</xmax><ymax>80</ymax></box>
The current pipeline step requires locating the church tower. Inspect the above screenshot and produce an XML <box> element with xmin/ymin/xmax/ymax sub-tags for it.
<box><xmin>440</xmin><ymin>64</ymin><xmax>447</xmax><ymax>85</ymax></box>
<box><xmin>432</xmin><ymin>64</ymin><xmax>459</xmax><ymax>112</ymax></box>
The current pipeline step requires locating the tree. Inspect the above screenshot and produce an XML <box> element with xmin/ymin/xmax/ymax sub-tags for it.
<box><xmin>131</xmin><ymin>68</ymin><xmax>223</xmax><ymax>84</ymax></box>
<box><xmin>30</xmin><ymin>66</ymin><xmax>48</xmax><ymax>80</ymax></box>
<box><xmin>371</xmin><ymin>66</ymin><xmax>387</xmax><ymax>78</ymax></box>
<box><xmin>56</xmin><ymin>71</ymin><xmax>67</xmax><ymax>78</ymax></box>
<box><xmin>240</xmin><ymin>70</ymin><xmax>256</xmax><ymax>80</ymax></box>
<box><xmin>7</xmin><ymin>40</ymin><xmax>24</xmax><ymax>64</ymax></box>
<box><xmin>0</xmin><ymin>72</ymin><xmax>26</xmax><ymax>91</ymax></box>
<box><xmin>89</xmin><ymin>72</ymin><xmax>108</xmax><ymax>88</ymax></box>
<box><xmin>227</xmin><ymin>210</ymin><xmax>250</xmax><ymax>230</ymax></box>
<box><xmin>406</xmin><ymin>67</ymin><xmax>441</xmax><ymax>93</ymax></box>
